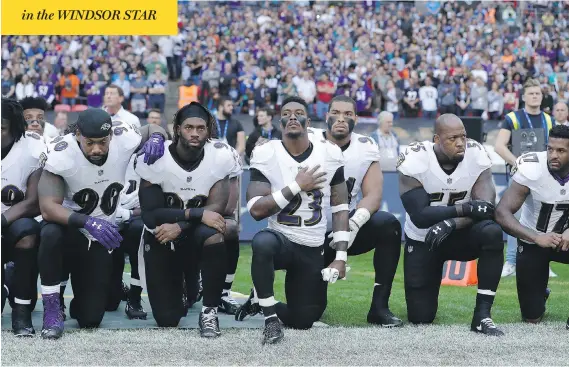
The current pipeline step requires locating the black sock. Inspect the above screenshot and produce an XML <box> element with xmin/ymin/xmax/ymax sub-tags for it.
<box><xmin>476</xmin><ymin>249</ymin><xmax>502</xmax><ymax>315</ymax></box>
<box><xmin>263</xmin><ymin>305</ymin><xmax>276</xmax><ymax>320</ymax></box>
<box><xmin>475</xmin><ymin>293</ymin><xmax>495</xmax><ymax>315</ymax></box>
<box><xmin>13</xmin><ymin>247</ymin><xmax>38</xmax><ymax>302</ymax></box>
<box><xmin>200</xmin><ymin>241</ymin><xmax>227</xmax><ymax>308</ymax></box>
<box><xmin>129</xmin><ymin>284</ymin><xmax>142</xmax><ymax>300</ymax></box>
<box><xmin>371</xmin><ymin>284</ymin><xmax>392</xmax><ymax>310</ymax></box>
<box><xmin>223</xmin><ymin>238</ymin><xmax>240</xmax><ymax>294</ymax></box>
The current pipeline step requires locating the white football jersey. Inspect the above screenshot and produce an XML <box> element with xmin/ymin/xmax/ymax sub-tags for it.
<box><xmin>43</xmin><ymin>121</ymin><xmax>141</xmax><ymax>240</ymax></box>
<box><xmin>250</xmin><ymin>138</ymin><xmax>345</xmax><ymax>247</ymax></box>
<box><xmin>308</xmin><ymin>128</ymin><xmax>381</xmax><ymax>231</ymax></box>
<box><xmin>1</xmin><ymin>132</ymin><xmax>47</xmax><ymax>214</ymax></box>
<box><xmin>135</xmin><ymin>140</ymin><xmax>236</xmax><ymax>210</ymax></box>
<box><xmin>397</xmin><ymin>139</ymin><xmax>492</xmax><ymax>241</ymax></box>
<box><xmin>513</xmin><ymin>151</ymin><xmax>569</xmax><ymax>240</ymax></box>
<box><xmin>119</xmin><ymin>155</ymin><xmax>140</xmax><ymax>207</ymax></box>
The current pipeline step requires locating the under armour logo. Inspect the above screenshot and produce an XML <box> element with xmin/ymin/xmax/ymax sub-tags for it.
<box><xmin>478</xmin><ymin>205</ymin><xmax>487</xmax><ymax>212</ymax></box>
<box><xmin>433</xmin><ymin>226</ymin><xmax>442</xmax><ymax>234</ymax></box>
<box><xmin>91</xmin><ymin>221</ymin><xmax>102</xmax><ymax>230</ymax></box>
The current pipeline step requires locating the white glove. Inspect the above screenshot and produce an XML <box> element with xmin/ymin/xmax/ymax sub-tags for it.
<box><xmin>120</xmin><ymin>192</ymin><xmax>139</xmax><ymax>210</ymax></box>
<box><xmin>321</xmin><ymin>267</ymin><xmax>339</xmax><ymax>283</ymax></box>
<box><xmin>115</xmin><ymin>207</ymin><xmax>131</xmax><ymax>225</ymax></box>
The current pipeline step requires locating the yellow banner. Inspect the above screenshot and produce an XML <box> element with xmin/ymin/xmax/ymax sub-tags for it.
<box><xmin>2</xmin><ymin>0</ymin><xmax>178</xmax><ymax>35</ymax></box>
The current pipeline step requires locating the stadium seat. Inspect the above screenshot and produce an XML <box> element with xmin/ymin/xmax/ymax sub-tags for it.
<box><xmin>71</xmin><ymin>104</ymin><xmax>88</xmax><ymax>112</ymax></box>
<box><xmin>54</xmin><ymin>104</ymin><xmax>71</xmax><ymax>112</ymax></box>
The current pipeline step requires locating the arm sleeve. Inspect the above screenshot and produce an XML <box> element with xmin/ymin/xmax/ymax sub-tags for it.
<box><xmin>249</xmin><ymin>168</ymin><xmax>270</xmax><ymax>183</ymax></box>
<box><xmin>139</xmin><ymin>183</ymin><xmax>187</xmax><ymax>229</ymax></box>
<box><xmin>401</xmin><ymin>187</ymin><xmax>460</xmax><ymax>229</ymax></box>
<box><xmin>245</xmin><ymin>130</ymin><xmax>260</xmax><ymax>160</ymax></box>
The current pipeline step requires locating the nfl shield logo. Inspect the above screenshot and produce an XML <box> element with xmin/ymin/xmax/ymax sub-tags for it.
<box><xmin>98</xmin><ymin>170</ymin><xmax>104</xmax><ymax>176</ymax></box>
<box><xmin>447</xmin><ymin>178</ymin><xmax>452</xmax><ymax>184</ymax></box>
<box><xmin>562</xmin><ymin>189</ymin><xmax>566</xmax><ymax>195</ymax></box>
<box><xmin>518</xmin><ymin>245</ymin><xmax>523</xmax><ymax>254</ymax></box>
<box><xmin>187</xmin><ymin>176</ymin><xmax>192</xmax><ymax>183</ymax></box>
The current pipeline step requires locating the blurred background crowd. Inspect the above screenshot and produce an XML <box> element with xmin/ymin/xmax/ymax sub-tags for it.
<box><xmin>2</xmin><ymin>0</ymin><xmax>569</xmax><ymax>127</ymax></box>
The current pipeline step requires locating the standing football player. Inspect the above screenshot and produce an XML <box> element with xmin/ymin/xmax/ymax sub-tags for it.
<box><xmin>136</xmin><ymin>101</ymin><xmax>235</xmax><ymax>337</ymax></box>
<box><xmin>398</xmin><ymin>114</ymin><xmax>505</xmax><ymax>336</ymax></box>
<box><xmin>309</xmin><ymin>95</ymin><xmax>403</xmax><ymax>327</ymax></box>
<box><xmin>1</xmin><ymin>98</ymin><xmax>46</xmax><ymax>336</ymax></box>
<box><xmin>496</xmin><ymin>125</ymin><xmax>569</xmax><ymax>330</ymax></box>
<box><xmin>37</xmin><ymin>108</ymin><xmax>166</xmax><ymax>339</ymax></box>
<box><xmin>236</xmin><ymin>96</ymin><xmax>349</xmax><ymax>345</ymax></box>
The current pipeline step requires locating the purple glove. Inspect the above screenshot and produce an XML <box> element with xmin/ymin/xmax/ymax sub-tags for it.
<box><xmin>84</xmin><ymin>217</ymin><xmax>123</xmax><ymax>251</ymax></box>
<box><xmin>142</xmin><ymin>133</ymin><xmax>165</xmax><ymax>165</ymax></box>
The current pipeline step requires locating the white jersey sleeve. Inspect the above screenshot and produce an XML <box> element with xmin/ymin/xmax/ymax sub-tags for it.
<box><xmin>112</xmin><ymin>120</ymin><xmax>142</xmax><ymax>155</ymax></box>
<box><xmin>228</xmin><ymin>145</ymin><xmax>243</xmax><ymax>179</ymax></box>
<box><xmin>250</xmin><ymin>141</ymin><xmax>278</xmax><ymax>179</ymax></box>
<box><xmin>466</xmin><ymin>139</ymin><xmax>492</xmax><ymax>174</ymax></box>
<box><xmin>396</xmin><ymin>141</ymin><xmax>430</xmax><ymax>182</ymax></box>
<box><xmin>323</xmin><ymin>139</ymin><xmax>345</xmax><ymax>179</ymax></box>
<box><xmin>511</xmin><ymin>153</ymin><xmax>542</xmax><ymax>191</ymax></box>
<box><xmin>135</xmin><ymin>151</ymin><xmax>164</xmax><ymax>186</ymax></box>
<box><xmin>43</xmin><ymin>135</ymin><xmax>79</xmax><ymax>178</ymax></box>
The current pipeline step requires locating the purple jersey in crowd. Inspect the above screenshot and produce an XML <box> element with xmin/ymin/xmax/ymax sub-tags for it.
<box><xmin>36</xmin><ymin>82</ymin><xmax>55</xmax><ymax>101</ymax></box>
<box><xmin>85</xmin><ymin>82</ymin><xmax>104</xmax><ymax>107</ymax></box>
<box><xmin>355</xmin><ymin>85</ymin><xmax>372</xmax><ymax>112</ymax></box>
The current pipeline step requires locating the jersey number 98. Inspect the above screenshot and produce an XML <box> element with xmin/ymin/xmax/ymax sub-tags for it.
<box><xmin>72</xmin><ymin>183</ymin><xmax>124</xmax><ymax>216</ymax></box>
<box><xmin>277</xmin><ymin>189</ymin><xmax>323</xmax><ymax>227</ymax></box>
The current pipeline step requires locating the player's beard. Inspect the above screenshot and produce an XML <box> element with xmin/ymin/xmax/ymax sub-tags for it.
<box><xmin>87</xmin><ymin>154</ymin><xmax>107</xmax><ymax>166</ymax></box>
<box><xmin>327</xmin><ymin>116</ymin><xmax>355</xmax><ymax>140</ymax></box>
<box><xmin>281</xmin><ymin>116</ymin><xmax>307</xmax><ymax>139</ymax></box>
<box><xmin>180</xmin><ymin>136</ymin><xmax>206</xmax><ymax>154</ymax></box>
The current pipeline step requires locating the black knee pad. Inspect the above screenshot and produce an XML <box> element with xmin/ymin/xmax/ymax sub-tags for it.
<box><xmin>5</xmin><ymin>218</ymin><xmax>40</xmax><ymax>247</ymax></box>
<box><xmin>191</xmin><ymin>224</ymin><xmax>222</xmax><ymax>246</ymax></box>
<box><xmin>251</xmin><ymin>230</ymin><xmax>280</xmax><ymax>256</ymax></box>
<box><xmin>476</xmin><ymin>221</ymin><xmax>504</xmax><ymax>251</ymax></box>
<box><xmin>77</xmin><ymin>315</ymin><xmax>104</xmax><ymax>329</ymax></box>
<box><xmin>285</xmin><ymin>305</ymin><xmax>323</xmax><ymax>330</ymax></box>
<box><xmin>39</xmin><ymin>223</ymin><xmax>65</xmax><ymax>250</ymax></box>
<box><xmin>369</xmin><ymin>211</ymin><xmax>401</xmax><ymax>238</ymax></box>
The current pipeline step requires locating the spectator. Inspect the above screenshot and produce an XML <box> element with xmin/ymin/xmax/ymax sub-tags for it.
<box><xmin>278</xmin><ymin>74</ymin><xmax>297</xmax><ymax>104</ymax></box>
<box><xmin>219</xmin><ymin>63</ymin><xmax>237</xmax><ymax>98</ymax></box>
<box><xmin>146</xmin><ymin>108</ymin><xmax>172</xmax><ymax>139</ymax></box>
<box><xmin>130</xmin><ymin>70</ymin><xmax>148</xmax><ymax>116</ymax></box>
<box><xmin>370</xmin><ymin>111</ymin><xmax>399</xmax><ymax>159</ymax></box>
<box><xmin>503</xmin><ymin>82</ymin><xmax>519</xmax><ymax>115</ymax></box>
<box><xmin>470</xmin><ymin>77</ymin><xmax>488</xmax><ymax>117</ymax></box>
<box><xmin>85</xmin><ymin>72</ymin><xmax>104</xmax><ymax>108</ymax></box>
<box><xmin>35</xmin><ymin>73</ymin><xmax>55</xmax><ymax>107</ymax></box>
<box><xmin>227</xmin><ymin>79</ymin><xmax>242</xmax><ymax>114</ymax></box>
<box><xmin>1</xmin><ymin>68</ymin><xmax>15</xmax><ymax>98</ymax></box>
<box><xmin>58</xmin><ymin>66</ymin><xmax>80</xmax><ymax>106</ymax></box>
<box><xmin>147</xmin><ymin>65</ymin><xmax>167</xmax><ymax>113</ymax></box>
<box><xmin>352</xmin><ymin>78</ymin><xmax>372</xmax><ymax>117</ymax></box>
<box><xmin>103</xmin><ymin>84</ymin><xmax>141</xmax><ymax>128</ymax></box>
<box><xmin>215</xmin><ymin>97</ymin><xmax>245</xmax><ymax>155</ymax></box>
<box><xmin>403</xmin><ymin>78</ymin><xmax>420</xmax><ymax>118</ymax></box>
<box><xmin>553</xmin><ymin>102</ymin><xmax>569</xmax><ymax>125</ymax></box>
<box><xmin>541</xmin><ymin>85</ymin><xmax>554</xmax><ymax>114</ymax></box>
<box><xmin>254</xmin><ymin>77</ymin><xmax>270</xmax><ymax>109</ymax></box>
<box><xmin>456</xmin><ymin>82</ymin><xmax>471</xmax><ymax>116</ymax></box>
<box><xmin>53</xmin><ymin>111</ymin><xmax>68</xmax><ymax>135</ymax></box>
<box><xmin>202</xmin><ymin>60</ymin><xmax>221</xmax><ymax>90</ymax></box>
<box><xmin>438</xmin><ymin>75</ymin><xmax>456</xmax><ymax>115</ymax></box>
<box><xmin>15</xmin><ymin>74</ymin><xmax>34</xmax><ymax>100</ymax></box>
<box><xmin>385</xmin><ymin>80</ymin><xmax>400</xmax><ymax>120</ymax></box>
<box><xmin>114</xmin><ymin>71</ymin><xmax>131</xmax><ymax>109</ymax></box>
<box><xmin>158</xmin><ymin>36</ymin><xmax>175</xmax><ymax>81</ymax></box>
<box><xmin>419</xmin><ymin>77</ymin><xmax>438</xmax><ymax>119</ymax></box>
<box><xmin>487</xmin><ymin>82</ymin><xmax>504</xmax><ymax>120</ymax></box>
<box><xmin>245</xmin><ymin>107</ymin><xmax>282</xmax><ymax>160</ymax></box>
<box><xmin>315</xmin><ymin>74</ymin><xmax>335</xmax><ymax>120</ymax></box>
<box><xmin>294</xmin><ymin>70</ymin><xmax>317</xmax><ymax>113</ymax></box>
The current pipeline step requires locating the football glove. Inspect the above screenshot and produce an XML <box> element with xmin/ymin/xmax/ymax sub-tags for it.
<box><xmin>120</xmin><ymin>191</ymin><xmax>139</xmax><ymax>210</ymax></box>
<box><xmin>141</xmin><ymin>133</ymin><xmax>165</xmax><ymax>165</ymax></box>
<box><xmin>321</xmin><ymin>267</ymin><xmax>340</xmax><ymax>284</ymax></box>
<box><xmin>84</xmin><ymin>217</ymin><xmax>122</xmax><ymax>251</ymax></box>
<box><xmin>425</xmin><ymin>219</ymin><xmax>456</xmax><ymax>251</ymax></box>
<box><xmin>115</xmin><ymin>207</ymin><xmax>131</xmax><ymax>225</ymax></box>
<box><xmin>461</xmin><ymin>200</ymin><xmax>495</xmax><ymax>220</ymax></box>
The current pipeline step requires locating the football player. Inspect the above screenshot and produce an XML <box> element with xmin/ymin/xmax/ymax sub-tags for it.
<box><xmin>1</xmin><ymin>98</ymin><xmax>46</xmax><ymax>336</ymax></box>
<box><xmin>136</xmin><ymin>101</ymin><xmax>235</xmax><ymax>337</ymax></box>
<box><xmin>309</xmin><ymin>95</ymin><xmax>403</xmax><ymax>327</ymax></box>
<box><xmin>20</xmin><ymin>96</ymin><xmax>59</xmax><ymax>139</ymax></box>
<box><xmin>37</xmin><ymin>108</ymin><xmax>166</xmax><ymax>339</ymax></box>
<box><xmin>236</xmin><ymin>96</ymin><xmax>349</xmax><ymax>345</ymax></box>
<box><xmin>398</xmin><ymin>114</ymin><xmax>505</xmax><ymax>336</ymax></box>
<box><xmin>495</xmin><ymin>124</ymin><xmax>569</xmax><ymax>330</ymax></box>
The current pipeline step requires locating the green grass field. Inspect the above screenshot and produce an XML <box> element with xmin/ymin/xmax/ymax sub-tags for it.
<box><xmin>229</xmin><ymin>245</ymin><xmax>569</xmax><ymax>326</ymax></box>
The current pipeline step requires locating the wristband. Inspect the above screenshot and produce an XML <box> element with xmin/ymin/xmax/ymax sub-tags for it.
<box><xmin>335</xmin><ymin>250</ymin><xmax>348</xmax><ymax>262</ymax></box>
<box><xmin>1</xmin><ymin>214</ymin><xmax>7</xmax><ymax>227</ymax></box>
<box><xmin>272</xmin><ymin>190</ymin><xmax>289</xmax><ymax>209</ymax></box>
<box><xmin>333</xmin><ymin>231</ymin><xmax>350</xmax><ymax>243</ymax></box>
<box><xmin>187</xmin><ymin>208</ymin><xmax>205</xmax><ymax>222</ymax></box>
<box><xmin>350</xmin><ymin>208</ymin><xmax>371</xmax><ymax>229</ymax></box>
<box><xmin>289</xmin><ymin>181</ymin><xmax>302</xmax><ymax>195</ymax></box>
<box><xmin>331</xmin><ymin>204</ymin><xmax>349</xmax><ymax>213</ymax></box>
<box><xmin>69</xmin><ymin>212</ymin><xmax>89</xmax><ymax>228</ymax></box>
<box><xmin>247</xmin><ymin>196</ymin><xmax>263</xmax><ymax>213</ymax></box>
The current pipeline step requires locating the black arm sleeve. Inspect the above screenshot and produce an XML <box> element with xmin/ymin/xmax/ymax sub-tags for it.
<box><xmin>139</xmin><ymin>184</ymin><xmax>187</xmax><ymax>229</ymax></box>
<box><xmin>330</xmin><ymin>166</ymin><xmax>345</xmax><ymax>186</ymax></box>
<box><xmin>245</xmin><ymin>130</ymin><xmax>260</xmax><ymax>160</ymax></box>
<box><xmin>401</xmin><ymin>187</ymin><xmax>460</xmax><ymax>229</ymax></box>
<box><xmin>249</xmin><ymin>168</ymin><xmax>270</xmax><ymax>183</ymax></box>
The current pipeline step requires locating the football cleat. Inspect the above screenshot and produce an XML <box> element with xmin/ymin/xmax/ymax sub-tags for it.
<box><xmin>199</xmin><ymin>308</ymin><xmax>221</xmax><ymax>338</ymax></box>
<box><xmin>219</xmin><ymin>294</ymin><xmax>240</xmax><ymax>315</ymax></box>
<box><xmin>367</xmin><ymin>308</ymin><xmax>403</xmax><ymax>328</ymax></box>
<box><xmin>121</xmin><ymin>282</ymin><xmax>130</xmax><ymax>302</ymax></box>
<box><xmin>41</xmin><ymin>293</ymin><xmax>64</xmax><ymax>340</ymax></box>
<box><xmin>12</xmin><ymin>304</ymin><xmax>35</xmax><ymax>337</ymax></box>
<box><xmin>125</xmin><ymin>297</ymin><xmax>147</xmax><ymax>320</ymax></box>
<box><xmin>471</xmin><ymin>315</ymin><xmax>504</xmax><ymax>336</ymax></box>
<box><xmin>235</xmin><ymin>289</ymin><xmax>261</xmax><ymax>321</ymax></box>
<box><xmin>262</xmin><ymin>317</ymin><xmax>284</xmax><ymax>345</ymax></box>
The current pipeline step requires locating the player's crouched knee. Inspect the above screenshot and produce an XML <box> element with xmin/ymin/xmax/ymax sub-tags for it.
<box><xmin>224</xmin><ymin>219</ymin><xmax>239</xmax><ymax>242</ymax></box>
<box><xmin>9</xmin><ymin>218</ymin><xmax>40</xmax><ymax>248</ymax></box>
<box><xmin>370</xmin><ymin>211</ymin><xmax>401</xmax><ymax>239</ymax></box>
<box><xmin>155</xmin><ymin>312</ymin><xmax>181</xmax><ymax>328</ymax></box>
<box><xmin>285</xmin><ymin>306</ymin><xmax>323</xmax><ymax>330</ymax></box>
<box><xmin>204</xmin><ymin>232</ymin><xmax>224</xmax><ymax>246</ymax></box>
<box><xmin>476</xmin><ymin>220</ymin><xmax>504</xmax><ymax>251</ymax></box>
<box><xmin>251</xmin><ymin>231</ymin><xmax>280</xmax><ymax>256</ymax></box>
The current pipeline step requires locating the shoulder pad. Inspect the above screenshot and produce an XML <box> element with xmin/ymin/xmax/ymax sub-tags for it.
<box><xmin>511</xmin><ymin>152</ymin><xmax>544</xmax><ymax>184</ymax></box>
<box><xmin>134</xmin><ymin>152</ymin><xmax>163</xmax><ymax>184</ymax></box>
<box><xmin>354</xmin><ymin>133</ymin><xmax>381</xmax><ymax>162</ymax></box>
<box><xmin>43</xmin><ymin>135</ymin><xmax>76</xmax><ymax>176</ymax></box>
<box><xmin>229</xmin><ymin>146</ymin><xmax>243</xmax><ymax>178</ymax></box>
<box><xmin>466</xmin><ymin>139</ymin><xmax>492</xmax><ymax>171</ymax></box>
<box><xmin>25</xmin><ymin>131</ymin><xmax>42</xmax><ymax>141</ymax></box>
<box><xmin>250</xmin><ymin>140</ymin><xmax>277</xmax><ymax>167</ymax></box>
<box><xmin>209</xmin><ymin>142</ymin><xmax>235</xmax><ymax>179</ymax></box>
<box><xmin>324</xmin><ymin>139</ymin><xmax>344</xmax><ymax>164</ymax></box>
<box><xmin>396</xmin><ymin>141</ymin><xmax>430</xmax><ymax>177</ymax></box>
<box><xmin>26</xmin><ymin>133</ymin><xmax>47</xmax><ymax>160</ymax></box>
<box><xmin>308</xmin><ymin>127</ymin><xmax>325</xmax><ymax>136</ymax></box>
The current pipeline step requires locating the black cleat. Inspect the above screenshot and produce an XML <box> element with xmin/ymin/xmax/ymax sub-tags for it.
<box><xmin>12</xmin><ymin>304</ymin><xmax>35</xmax><ymax>337</ymax></box>
<box><xmin>262</xmin><ymin>317</ymin><xmax>284</xmax><ymax>345</ymax></box>
<box><xmin>235</xmin><ymin>289</ymin><xmax>261</xmax><ymax>321</ymax></box>
<box><xmin>41</xmin><ymin>293</ymin><xmax>64</xmax><ymax>340</ymax></box>
<box><xmin>471</xmin><ymin>314</ymin><xmax>504</xmax><ymax>336</ymax></box>
<box><xmin>182</xmin><ymin>283</ymin><xmax>190</xmax><ymax>317</ymax></box>
<box><xmin>199</xmin><ymin>308</ymin><xmax>221</xmax><ymax>338</ymax></box>
<box><xmin>196</xmin><ymin>273</ymin><xmax>203</xmax><ymax>303</ymax></box>
<box><xmin>219</xmin><ymin>294</ymin><xmax>240</xmax><ymax>315</ymax></box>
<box><xmin>125</xmin><ymin>297</ymin><xmax>147</xmax><ymax>320</ymax></box>
<box><xmin>367</xmin><ymin>308</ymin><xmax>403</xmax><ymax>328</ymax></box>
<box><xmin>121</xmin><ymin>282</ymin><xmax>130</xmax><ymax>302</ymax></box>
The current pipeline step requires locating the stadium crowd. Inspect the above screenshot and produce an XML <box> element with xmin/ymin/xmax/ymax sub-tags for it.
<box><xmin>1</xmin><ymin>0</ymin><xmax>569</xmax><ymax>347</ymax></box>
<box><xmin>2</xmin><ymin>1</ymin><xmax>569</xmax><ymax>122</ymax></box>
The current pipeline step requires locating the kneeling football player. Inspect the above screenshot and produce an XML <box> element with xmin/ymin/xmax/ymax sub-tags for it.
<box><xmin>496</xmin><ymin>125</ymin><xmax>569</xmax><ymax>330</ymax></box>
<box><xmin>136</xmin><ymin>102</ymin><xmax>236</xmax><ymax>337</ymax></box>
<box><xmin>398</xmin><ymin>114</ymin><xmax>504</xmax><ymax>336</ymax></box>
